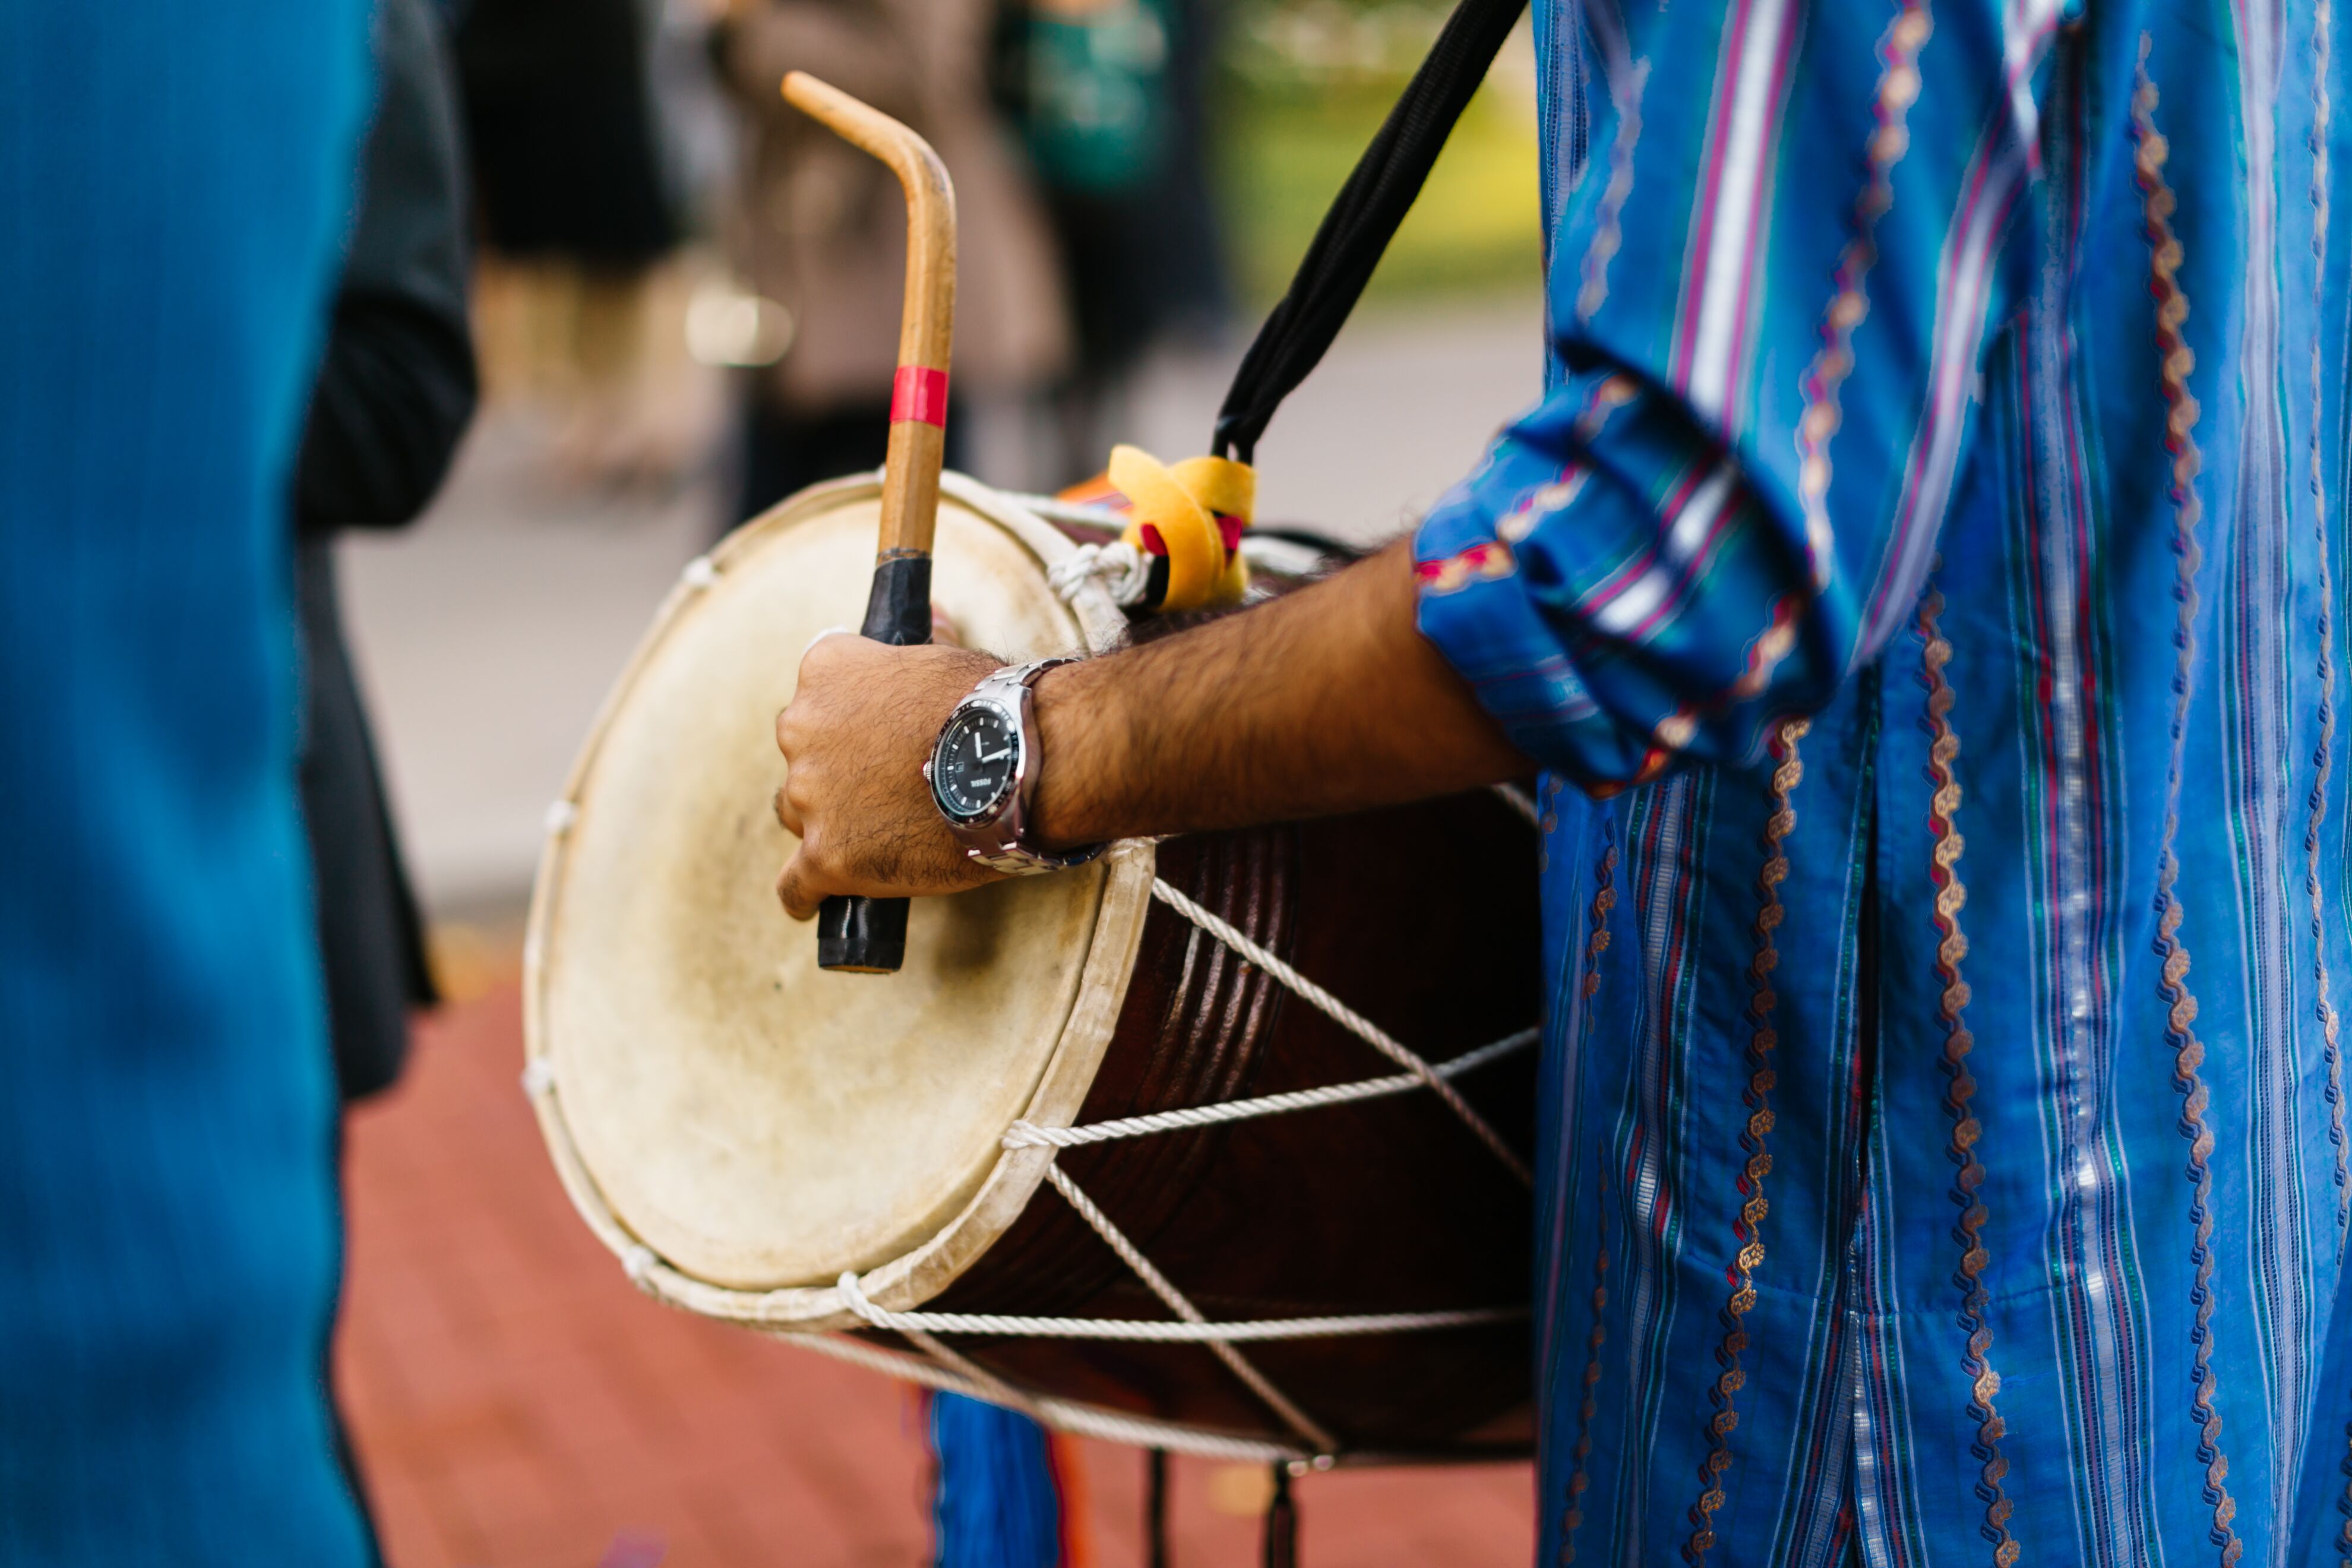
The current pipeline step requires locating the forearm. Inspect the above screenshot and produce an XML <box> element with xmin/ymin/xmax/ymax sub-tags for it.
<box><xmin>1028</xmin><ymin>542</ymin><xmax>1531</xmax><ymax>849</ymax></box>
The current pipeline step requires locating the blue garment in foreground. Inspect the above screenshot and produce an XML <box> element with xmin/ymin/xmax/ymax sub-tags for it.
<box><xmin>930</xmin><ymin>1393</ymin><xmax>1065</xmax><ymax>1568</ymax></box>
<box><xmin>0</xmin><ymin>6</ymin><xmax>370</xmax><ymax>1564</ymax></box>
<box><xmin>1415</xmin><ymin>0</ymin><xmax>2352</xmax><ymax>1561</ymax></box>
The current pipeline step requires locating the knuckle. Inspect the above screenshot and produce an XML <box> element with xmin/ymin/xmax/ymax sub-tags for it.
<box><xmin>801</xmin><ymin>637</ymin><xmax>849</xmax><ymax>680</ymax></box>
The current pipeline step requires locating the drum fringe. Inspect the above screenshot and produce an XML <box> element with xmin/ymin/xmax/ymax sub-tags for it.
<box><xmin>1144</xmin><ymin>878</ymin><xmax>1534</xmax><ymax>1184</ymax></box>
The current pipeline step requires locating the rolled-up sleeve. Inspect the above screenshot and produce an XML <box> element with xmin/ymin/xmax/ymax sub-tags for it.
<box><xmin>1416</xmin><ymin>0</ymin><xmax>2059</xmax><ymax>791</ymax></box>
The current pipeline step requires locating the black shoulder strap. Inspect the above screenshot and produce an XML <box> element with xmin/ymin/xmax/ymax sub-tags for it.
<box><xmin>1213</xmin><ymin>0</ymin><xmax>1531</xmax><ymax>464</ymax></box>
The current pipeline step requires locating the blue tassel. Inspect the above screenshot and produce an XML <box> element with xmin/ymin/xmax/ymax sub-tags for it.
<box><xmin>927</xmin><ymin>1393</ymin><xmax>1064</xmax><ymax>1568</ymax></box>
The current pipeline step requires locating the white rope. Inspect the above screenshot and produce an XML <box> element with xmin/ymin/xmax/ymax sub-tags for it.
<box><xmin>1146</xmin><ymin>879</ymin><xmax>1534</xmax><ymax>1185</ymax></box>
<box><xmin>1001</xmin><ymin>1028</ymin><xmax>1538</xmax><ymax>1150</ymax></box>
<box><xmin>1039</xmin><ymin>1164</ymin><xmax>1338</xmax><ymax>1449</ymax></box>
<box><xmin>831</xmin><ymin>1271</ymin><xmax>1519</xmax><ymax>1345</ymax></box>
<box><xmin>897</xmin><ymin>1324</ymin><xmax>1045</xmax><ymax>1419</ymax></box>
<box><xmin>999</xmin><ymin>492</ymin><xmax>1130</xmax><ymax>531</ymax></box>
<box><xmin>764</xmin><ymin>1329</ymin><xmax>1314</xmax><ymax>1463</ymax></box>
<box><xmin>1047</xmin><ymin>538</ymin><xmax>1152</xmax><ymax>606</ymax></box>
<box><xmin>1492</xmin><ymin>782</ymin><xmax>1541</xmax><ymax>828</ymax></box>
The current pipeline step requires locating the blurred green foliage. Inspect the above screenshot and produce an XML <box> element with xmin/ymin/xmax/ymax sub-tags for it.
<box><xmin>1213</xmin><ymin>5</ymin><xmax>1541</xmax><ymax>309</ymax></box>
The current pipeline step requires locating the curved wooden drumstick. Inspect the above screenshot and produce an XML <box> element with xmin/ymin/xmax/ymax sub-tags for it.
<box><xmin>783</xmin><ymin>72</ymin><xmax>957</xmax><ymax>975</ymax></box>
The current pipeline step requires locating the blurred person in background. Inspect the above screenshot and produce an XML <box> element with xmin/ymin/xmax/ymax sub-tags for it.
<box><xmin>712</xmin><ymin>0</ymin><xmax>1071</xmax><ymax>523</ymax></box>
<box><xmin>0</xmin><ymin>4</ymin><xmax>377</xmax><ymax>1563</ymax></box>
<box><xmin>456</xmin><ymin>0</ymin><xmax>686</xmax><ymax>487</ymax></box>
<box><xmin>997</xmin><ymin>0</ymin><xmax>1229</xmax><ymax>484</ymax></box>
<box><xmin>293</xmin><ymin>0</ymin><xmax>478</xmax><ymax>1546</ymax></box>
<box><xmin>301</xmin><ymin>0</ymin><xmax>475</xmax><ymax>1111</ymax></box>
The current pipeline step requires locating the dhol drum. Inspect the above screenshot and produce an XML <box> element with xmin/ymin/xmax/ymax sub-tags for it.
<box><xmin>526</xmin><ymin>470</ymin><xmax>1541</xmax><ymax>1464</ymax></box>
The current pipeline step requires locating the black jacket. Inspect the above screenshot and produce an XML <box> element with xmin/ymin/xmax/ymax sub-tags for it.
<box><xmin>296</xmin><ymin>0</ymin><xmax>478</xmax><ymax>1103</ymax></box>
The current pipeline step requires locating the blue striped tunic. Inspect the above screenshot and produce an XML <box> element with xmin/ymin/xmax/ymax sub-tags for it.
<box><xmin>1412</xmin><ymin>0</ymin><xmax>2352</xmax><ymax>1560</ymax></box>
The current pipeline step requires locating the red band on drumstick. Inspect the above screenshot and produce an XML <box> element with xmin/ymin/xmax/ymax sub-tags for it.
<box><xmin>890</xmin><ymin>366</ymin><xmax>950</xmax><ymax>428</ymax></box>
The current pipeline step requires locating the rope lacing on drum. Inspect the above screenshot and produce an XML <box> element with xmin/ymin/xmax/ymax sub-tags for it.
<box><xmin>553</xmin><ymin>788</ymin><xmax>1542</xmax><ymax>1459</ymax></box>
<box><xmin>830</xmin><ymin>1271</ymin><xmax>1518</xmax><ymax>1348</ymax></box>
<box><xmin>974</xmin><ymin>491</ymin><xmax>1152</xmax><ymax>608</ymax></box>
<box><xmin>834</xmin><ymin>878</ymin><xmax>1537</xmax><ymax>1452</ymax></box>
<box><xmin>1143</xmin><ymin>877</ymin><xmax>1532</xmax><ymax>1183</ymax></box>
<box><xmin>1001</xmin><ymin>1027</ymin><xmax>1535</xmax><ymax>1149</ymax></box>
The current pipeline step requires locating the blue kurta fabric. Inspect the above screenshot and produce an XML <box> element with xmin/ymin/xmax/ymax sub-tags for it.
<box><xmin>1414</xmin><ymin>0</ymin><xmax>2352</xmax><ymax>1561</ymax></box>
<box><xmin>0</xmin><ymin>5</ymin><xmax>371</xmax><ymax>1563</ymax></box>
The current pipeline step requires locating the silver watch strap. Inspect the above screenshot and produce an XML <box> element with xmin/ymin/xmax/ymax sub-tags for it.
<box><xmin>967</xmin><ymin>840</ymin><xmax>1106</xmax><ymax>875</ymax></box>
<box><xmin>983</xmin><ymin>655</ymin><xmax>1079</xmax><ymax>694</ymax></box>
<box><xmin>966</xmin><ymin>656</ymin><xmax>1094</xmax><ymax>874</ymax></box>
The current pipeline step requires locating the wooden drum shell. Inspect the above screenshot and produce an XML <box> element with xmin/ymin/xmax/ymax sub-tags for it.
<box><xmin>927</xmin><ymin>801</ymin><xmax>1540</xmax><ymax>1454</ymax></box>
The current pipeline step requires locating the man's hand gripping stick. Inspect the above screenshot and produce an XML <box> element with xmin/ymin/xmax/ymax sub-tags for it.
<box><xmin>780</xmin><ymin>72</ymin><xmax>956</xmax><ymax>973</ymax></box>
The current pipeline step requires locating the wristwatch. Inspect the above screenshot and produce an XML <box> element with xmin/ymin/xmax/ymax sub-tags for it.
<box><xmin>924</xmin><ymin>657</ymin><xmax>1104</xmax><ymax>874</ymax></box>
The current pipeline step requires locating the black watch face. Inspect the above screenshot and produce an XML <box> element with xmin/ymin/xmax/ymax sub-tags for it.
<box><xmin>932</xmin><ymin>704</ymin><xmax>1022</xmax><ymax>822</ymax></box>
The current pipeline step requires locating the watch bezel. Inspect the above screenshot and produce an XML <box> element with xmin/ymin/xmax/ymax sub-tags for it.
<box><xmin>928</xmin><ymin>696</ymin><xmax>1027</xmax><ymax>829</ymax></box>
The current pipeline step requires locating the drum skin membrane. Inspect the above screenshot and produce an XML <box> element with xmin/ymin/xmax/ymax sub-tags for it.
<box><xmin>540</xmin><ymin>492</ymin><xmax>1107</xmax><ymax>1289</ymax></box>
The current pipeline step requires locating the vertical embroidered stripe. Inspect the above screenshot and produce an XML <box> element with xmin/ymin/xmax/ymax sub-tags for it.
<box><xmin>1560</xmin><ymin>845</ymin><xmax>1618</xmax><ymax>1563</ymax></box>
<box><xmin>1578</xmin><ymin>59</ymin><xmax>1651</xmax><ymax>325</ymax></box>
<box><xmin>1683</xmin><ymin>719</ymin><xmax>1807</xmax><ymax>1562</ymax></box>
<box><xmin>2310</xmin><ymin>11</ymin><xmax>2352</xmax><ymax>1566</ymax></box>
<box><xmin>1559</xmin><ymin>1190</ymin><xmax>1612</xmax><ymax>1564</ymax></box>
<box><xmin>1918</xmin><ymin>584</ymin><xmax>2021</xmax><ymax>1567</ymax></box>
<box><xmin>2307</xmin><ymin>0</ymin><xmax>2348</xmax><ymax>1258</ymax></box>
<box><xmin>1794</xmin><ymin>0</ymin><xmax>1933</xmax><ymax>586</ymax></box>
<box><xmin>2131</xmin><ymin>44</ymin><xmax>2246</xmax><ymax>1564</ymax></box>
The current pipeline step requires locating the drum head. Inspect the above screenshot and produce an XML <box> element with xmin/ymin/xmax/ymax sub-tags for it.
<box><xmin>530</xmin><ymin>476</ymin><xmax>1145</xmax><ymax>1297</ymax></box>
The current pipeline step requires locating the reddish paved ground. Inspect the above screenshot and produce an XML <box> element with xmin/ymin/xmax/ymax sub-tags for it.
<box><xmin>337</xmin><ymin>975</ymin><xmax>1537</xmax><ymax>1568</ymax></box>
